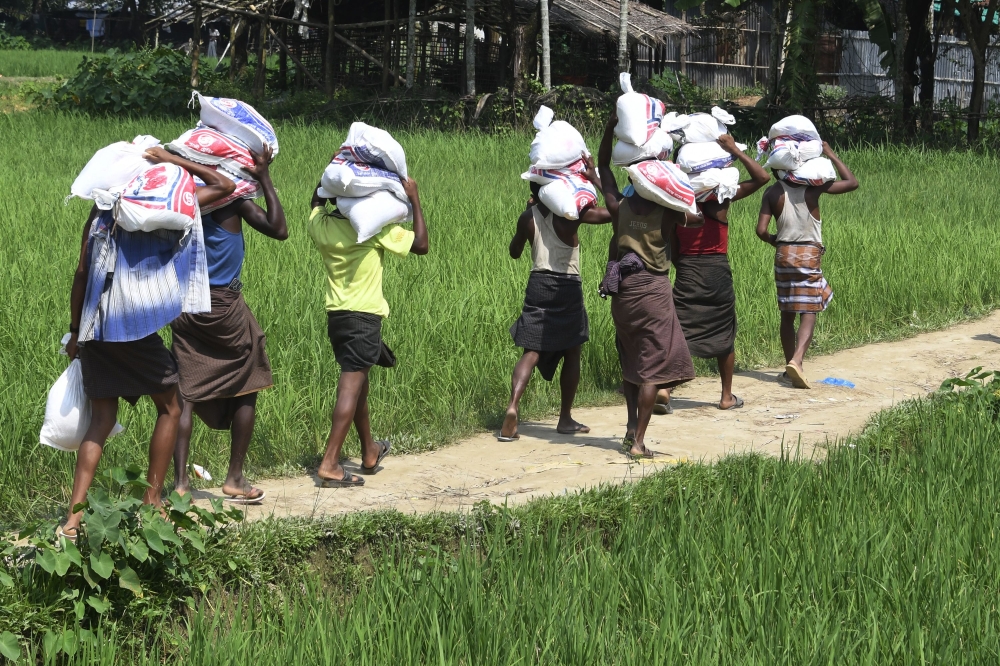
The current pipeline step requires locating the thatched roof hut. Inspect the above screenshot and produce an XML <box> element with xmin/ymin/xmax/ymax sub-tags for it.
<box><xmin>530</xmin><ymin>0</ymin><xmax>694</xmax><ymax>45</ymax></box>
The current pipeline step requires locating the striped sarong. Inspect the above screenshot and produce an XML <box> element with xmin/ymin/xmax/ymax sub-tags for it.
<box><xmin>774</xmin><ymin>244</ymin><xmax>833</xmax><ymax>313</ymax></box>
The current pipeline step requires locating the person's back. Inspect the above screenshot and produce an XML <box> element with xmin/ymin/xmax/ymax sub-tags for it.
<box><xmin>529</xmin><ymin>205</ymin><xmax>580</xmax><ymax>276</ymax></box>
<box><xmin>774</xmin><ymin>181</ymin><xmax>822</xmax><ymax>245</ymax></box>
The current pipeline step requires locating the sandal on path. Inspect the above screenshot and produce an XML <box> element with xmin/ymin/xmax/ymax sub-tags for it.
<box><xmin>319</xmin><ymin>471</ymin><xmax>365</xmax><ymax>488</ymax></box>
<box><xmin>497</xmin><ymin>433</ymin><xmax>519</xmax><ymax>442</ymax></box>
<box><xmin>57</xmin><ymin>525</ymin><xmax>79</xmax><ymax>544</ymax></box>
<box><xmin>652</xmin><ymin>401</ymin><xmax>673</xmax><ymax>415</ymax></box>
<box><xmin>719</xmin><ymin>395</ymin><xmax>745</xmax><ymax>410</ymax></box>
<box><xmin>784</xmin><ymin>363</ymin><xmax>811</xmax><ymax>389</ymax></box>
<box><xmin>225</xmin><ymin>486</ymin><xmax>267</xmax><ymax>505</ymax></box>
<box><xmin>360</xmin><ymin>440</ymin><xmax>391</xmax><ymax>475</ymax></box>
<box><xmin>556</xmin><ymin>423</ymin><xmax>590</xmax><ymax>435</ymax></box>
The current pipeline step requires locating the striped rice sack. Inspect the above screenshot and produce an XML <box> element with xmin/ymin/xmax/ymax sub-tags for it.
<box><xmin>94</xmin><ymin>164</ymin><xmax>198</xmax><ymax>233</ymax></box>
<box><xmin>168</xmin><ymin>126</ymin><xmax>256</xmax><ymax>180</ymax></box>
<box><xmin>195</xmin><ymin>92</ymin><xmax>279</xmax><ymax>156</ymax></box>
<box><xmin>318</xmin><ymin>153</ymin><xmax>407</xmax><ymax>201</ymax></box>
<box><xmin>537</xmin><ymin>171</ymin><xmax>598</xmax><ymax>221</ymax></box>
<box><xmin>615</xmin><ymin>73</ymin><xmax>665</xmax><ymax>146</ymax></box>
<box><xmin>196</xmin><ymin>165</ymin><xmax>263</xmax><ymax>214</ymax></box>
<box><xmin>624</xmin><ymin>160</ymin><xmax>696</xmax><ymax>214</ymax></box>
<box><xmin>520</xmin><ymin>158</ymin><xmax>587</xmax><ymax>185</ymax></box>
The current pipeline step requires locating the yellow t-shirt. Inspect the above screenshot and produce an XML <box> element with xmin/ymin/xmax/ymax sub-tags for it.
<box><xmin>308</xmin><ymin>206</ymin><xmax>415</xmax><ymax>317</ymax></box>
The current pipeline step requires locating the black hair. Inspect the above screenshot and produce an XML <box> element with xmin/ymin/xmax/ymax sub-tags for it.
<box><xmin>529</xmin><ymin>181</ymin><xmax>541</xmax><ymax>198</ymax></box>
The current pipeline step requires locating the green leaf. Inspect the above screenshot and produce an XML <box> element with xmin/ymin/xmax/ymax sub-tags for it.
<box><xmin>61</xmin><ymin>630</ymin><xmax>78</xmax><ymax>657</ymax></box>
<box><xmin>0</xmin><ymin>631</ymin><xmax>20</xmax><ymax>661</ymax></box>
<box><xmin>86</xmin><ymin>596</ymin><xmax>111</xmax><ymax>614</ymax></box>
<box><xmin>62</xmin><ymin>539</ymin><xmax>82</xmax><ymax>567</ymax></box>
<box><xmin>128</xmin><ymin>538</ymin><xmax>149</xmax><ymax>563</ymax></box>
<box><xmin>0</xmin><ymin>570</ymin><xmax>13</xmax><ymax>587</ymax></box>
<box><xmin>81</xmin><ymin>562</ymin><xmax>98</xmax><ymax>589</ymax></box>
<box><xmin>156</xmin><ymin>521</ymin><xmax>182</xmax><ymax>546</ymax></box>
<box><xmin>182</xmin><ymin>530</ymin><xmax>206</xmax><ymax>554</ymax></box>
<box><xmin>42</xmin><ymin>629</ymin><xmax>60</xmax><ymax>657</ymax></box>
<box><xmin>143</xmin><ymin>526</ymin><xmax>164</xmax><ymax>554</ymax></box>
<box><xmin>74</xmin><ymin>600</ymin><xmax>85</xmax><ymax>621</ymax></box>
<box><xmin>53</xmin><ymin>551</ymin><xmax>72</xmax><ymax>576</ymax></box>
<box><xmin>169</xmin><ymin>491</ymin><xmax>192</xmax><ymax>514</ymax></box>
<box><xmin>35</xmin><ymin>549</ymin><xmax>57</xmax><ymax>574</ymax></box>
<box><xmin>119</xmin><ymin>566</ymin><xmax>142</xmax><ymax>598</ymax></box>
<box><xmin>90</xmin><ymin>552</ymin><xmax>114</xmax><ymax>580</ymax></box>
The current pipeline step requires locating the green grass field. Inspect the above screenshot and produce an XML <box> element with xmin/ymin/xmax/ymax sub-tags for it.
<box><xmin>0</xmin><ymin>49</ymin><xmax>89</xmax><ymax>78</ymax></box>
<box><xmin>2</xmin><ymin>113</ymin><xmax>1000</xmax><ymax>526</ymax></box>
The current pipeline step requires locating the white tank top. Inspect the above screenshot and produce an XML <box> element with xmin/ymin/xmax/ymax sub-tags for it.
<box><xmin>776</xmin><ymin>182</ymin><xmax>823</xmax><ymax>245</ymax></box>
<box><xmin>530</xmin><ymin>206</ymin><xmax>580</xmax><ymax>275</ymax></box>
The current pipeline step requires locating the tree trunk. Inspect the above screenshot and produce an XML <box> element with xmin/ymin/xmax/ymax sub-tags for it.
<box><xmin>617</xmin><ymin>0</ymin><xmax>629</xmax><ymax>73</ymax></box>
<box><xmin>540</xmin><ymin>0</ymin><xmax>550</xmax><ymax>89</ymax></box>
<box><xmin>253</xmin><ymin>16</ymin><xmax>268</xmax><ymax>98</ymax></box>
<box><xmin>968</xmin><ymin>52</ymin><xmax>986</xmax><ymax>143</ymax></box>
<box><xmin>191</xmin><ymin>3</ymin><xmax>202</xmax><ymax>88</ymax></box>
<box><xmin>767</xmin><ymin>0</ymin><xmax>786</xmax><ymax>101</ymax></box>
<box><xmin>959</xmin><ymin>0</ymin><xmax>998</xmax><ymax>144</ymax></box>
<box><xmin>230</xmin><ymin>19</ymin><xmax>249</xmax><ymax>82</ymax></box>
<box><xmin>908</xmin><ymin>0</ymin><xmax>936</xmax><ymax>129</ymax></box>
<box><xmin>382</xmin><ymin>0</ymin><xmax>391</xmax><ymax>94</ymax></box>
<box><xmin>466</xmin><ymin>0</ymin><xmax>476</xmax><ymax>95</ymax></box>
<box><xmin>515</xmin><ymin>5</ymin><xmax>540</xmax><ymax>92</ymax></box>
<box><xmin>406</xmin><ymin>0</ymin><xmax>416</xmax><ymax>88</ymax></box>
<box><xmin>279</xmin><ymin>22</ymin><xmax>287</xmax><ymax>90</ymax></box>
<box><xmin>326</xmin><ymin>0</ymin><xmax>336</xmax><ymax>95</ymax></box>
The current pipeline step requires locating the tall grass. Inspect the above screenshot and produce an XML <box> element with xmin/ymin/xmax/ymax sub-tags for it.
<box><xmin>48</xmin><ymin>387</ymin><xmax>1000</xmax><ymax>663</ymax></box>
<box><xmin>0</xmin><ymin>49</ymin><xmax>89</xmax><ymax>77</ymax></box>
<box><xmin>2</xmin><ymin>112</ymin><xmax>1000</xmax><ymax>524</ymax></box>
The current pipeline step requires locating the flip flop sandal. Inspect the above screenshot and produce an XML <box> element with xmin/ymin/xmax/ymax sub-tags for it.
<box><xmin>321</xmin><ymin>472</ymin><xmax>365</xmax><ymax>488</ymax></box>
<box><xmin>225</xmin><ymin>487</ymin><xmax>267</xmax><ymax>505</ymax></box>
<box><xmin>719</xmin><ymin>395</ymin><xmax>745</xmax><ymax>410</ymax></box>
<box><xmin>628</xmin><ymin>447</ymin><xmax>654</xmax><ymax>460</ymax></box>
<box><xmin>360</xmin><ymin>440</ymin><xmax>392</xmax><ymax>475</ymax></box>
<box><xmin>784</xmin><ymin>363</ymin><xmax>811</xmax><ymax>389</ymax></box>
<box><xmin>652</xmin><ymin>401</ymin><xmax>673</xmax><ymax>415</ymax></box>
<box><xmin>57</xmin><ymin>526</ymin><xmax>79</xmax><ymax>544</ymax></box>
<box><xmin>497</xmin><ymin>433</ymin><xmax>520</xmax><ymax>442</ymax></box>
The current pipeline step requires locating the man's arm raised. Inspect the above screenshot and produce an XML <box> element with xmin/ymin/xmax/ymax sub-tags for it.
<box><xmin>402</xmin><ymin>177</ymin><xmax>428</xmax><ymax>255</ymax></box>
<box><xmin>239</xmin><ymin>145</ymin><xmax>288</xmax><ymax>241</ymax></box>
<box><xmin>144</xmin><ymin>147</ymin><xmax>235</xmax><ymax>208</ymax></box>
<box><xmin>819</xmin><ymin>142</ymin><xmax>859</xmax><ymax>195</ymax></box>
<box><xmin>597</xmin><ymin>111</ymin><xmax>621</xmax><ymax>219</ymax></box>
<box><xmin>717</xmin><ymin>134</ymin><xmax>770</xmax><ymax>201</ymax></box>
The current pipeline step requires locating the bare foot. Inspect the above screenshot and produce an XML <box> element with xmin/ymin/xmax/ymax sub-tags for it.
<box><xmin>174</xmin><ymin>477</ymin><xmax>191</xmax><ymax>496</ymax></box>
<box><xmin>317</xmin><ymin>460</ymin><xmax>346</xmax><ymax>482</ymax></box>
<box><xmin>656</xmin><ymin>388</ymin><xmax>670</xmax><ymax>404</ymax></box>
<box><xmin>629</xmin><ymin>441</ymin><xmax>653</xmax><ymax>458</ymax></box>
<box><xmin>499</xmin><ymin>408</ymin><xmax>519</xmax><ymax>440</ymax></box>
<box><xmin>556</xmin><ymin>418</ymin><xmax>590</xmax><ymax>434</ymax></box>
<box><xmin>718</xmin><ymin>394</ymin><xmax>744</xmax><ymax>410</ymax></box>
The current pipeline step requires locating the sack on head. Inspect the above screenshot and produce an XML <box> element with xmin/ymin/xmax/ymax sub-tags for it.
<box><xmin>537</xmin><ymin>172</ymin><xmax>598</xmax><ymax>221</ymax></box>
<box><xmin>520</xmin><ymin>158</ymin><xmax>587</xmax><ymax>185</ymax></box>
<box><xmin>319</xmin><ymin>154</ymin><xmax>407</xmax><ymax>201</ymax></box>
<box><xmin>778</xmin><ymin>157</ymin><xmax>836</xmax><ymax>186</ymax></box>
<box><xmin>167</xmin><ymin>126</ymin><xmax>256</xmax><ymax>180</ymax></box>
<box><xmin>196</xmin><ymin>165</ymin><xmax>263</xmax><ymax>214</ymax></box>
<box><xmin>528</xmin><ymin>106</ymin><xmax>589</xmax><ymax>169</ymax></box>
<box><xmin>612</xmin><ymin>129</ymin><xmax>674</xmax><ymax>166</ymax></box>
<box><xmin>615</xmin><ymin>73</ymin><xmax>666</xmax><ymax>146</ymax></box>
<box><xmin>677</xmin><ymin>107</ymin><xmax>735</xmax><ymax>144</ymax></box>
<box><xmin>336</xmin><ymin>190</ymin><xmax>413</xmax><ymax>244</ymax></box>
<box><xmin>194</xmin><ymin>92</ymin><xmax>279</xmax><ymax>156</ymax></box>
<box><xmin>93</xmin><ymin>163</ymin><xmax>199</xmax><ymax>233</ymax></box>
<box><xmin>762</xmin><ymin>137</ymin><xmax>824</xmax><ymax>171</ymax></box>
<box><xmin>624</xmin><ymin>160</ymin><xmax>696</xmax><ymax>214</ymax></box>
<box><xmin>340</xmin><ymin>122</ymin><xmax>408</xmax><ymax>178</ymax></box>
<box><xmin>689</xmin><ymin>167</ymin><xmax>741</xmax><ymax>203</ymax></box>
<box><xmin>70</xmin><ymin>135</ymin><xmax>159</xmax><ymax>201</ymax></box>
<box><xmin>768</xmin><ymin>115</ymin><xmax>821</xmax><ymax>142</ymax></box>
<box><xmin>40</xmin><ymin>359</ymin><xmax>123</xmax><ymax>452</ymax></box>
<box><xmin>676</xmin><ymin>141</ymin><xmax>735</xmax><ymax>174</ymax></box>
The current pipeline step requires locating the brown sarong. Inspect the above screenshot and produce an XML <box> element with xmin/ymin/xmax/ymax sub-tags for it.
<box><xmin>611</xmin><ymin>270</ymin><xmax>695</xmax><ymax>387</ymax></box>
<box><xmin>79</xmin><ymin>333</ymin><xmax>179</xmax><ymax>405</ymax></box>
<box><xmin>170</xmin><ymin>287</ymin><xmax>273</xmax><ymax>402</ymax></box>
<box><xmin>774</xmin><ymin>244</ymin><xmax>833</xmax><ymax>313</ymax></box>
<box><xmin>673</xmin><ymin>254</ymin><xmax>737</xmax><ymax>359</ymax></box>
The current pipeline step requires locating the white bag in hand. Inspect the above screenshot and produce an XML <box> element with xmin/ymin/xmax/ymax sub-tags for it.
<box><xmin>689</xmin><ymin>167</ymin><xmax>741</xmax><ymax>203</ymax></box>
<box><xmin>340</xmin><ymin>122</ymin><xmax>408</xmax><ymax>178</ymax></box>
<box><xmin>615</xmin><ymin>73</ymin><xmax>666</xmax><ymax>146</ymax></box>
<box><xmin>195</xmin><ymin>92</ymin><xmax>279</xmax><ymax>156</ymax></box>
<box><xmin>612</xmin><ymin>129</ymin><xmax>673</xmax><ymax>166</ymax></box>
<box><xmin>778</xmin><ymin>157</ymin><xmax>836</xmax><ymax>186</ymax></box>
<box><xmin>762</xmin><ymin>138</ymin><xmax>824</xmax><ymax>170</ymax></box>
<box><xmin>69</xmin><ymin>136</ymin><xmax>159</xmax><ymax>201</ymax></box>
<box><xmin>40</xmin><ymin>359</ymin><xmax>123</xmax><ymax>452</ymax></box>
<box><xmin>768</xmin><ymin>115</ymin><xmax>821</xmax><ymax>141</ymax></box>
<box><xmin>537</xmin><ymin>172</ymin><xmax>598</xmax><ymax>221</ymax></box>
<box><xmin>678</xmin><ymin>107</ymin><xmax>735</xmax><ymax>144</ymax></box>
<box><xmin>528</xmin><ymin>106</ymin><xmax>589</xmax><ymax>169</ymax></box>
<box><xmin>337</xmin><ymin>190</ymin><xmax>412</xmax><ymax>243</ymax></box>
<box><xmin>624</xmin><ymin>160</ymin><xmax>697</xmax><ymax>214</ymax></box>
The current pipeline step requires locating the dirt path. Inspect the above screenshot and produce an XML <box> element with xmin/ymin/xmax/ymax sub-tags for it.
<box><xmin>194</xmin><ymin>312</ymin><xmax>1000</xmax><ymax>519</ymax></box>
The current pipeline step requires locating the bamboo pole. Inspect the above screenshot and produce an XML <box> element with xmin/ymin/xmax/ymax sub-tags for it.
<box><xmin>326</xmin><ymin>0</ymin><xmax>335</xmax><ymax>95</ymax></box>
<box><xmin>617</xmin><ymin>0</ymin><xmax>629</xmax><ymax>73</ymax></box>
<box><xmin>253</xmin><ymin>12</ymin><xmax>267</xmax><ymax>97</ymax></box>
<box><xmin>191</xmin><ymin>2</ymin><xmax>202</xmax><ymax>87</ymax></box>
<box><xmin>540</xmin><ymin>0</ymin><xmax>550</xmax><ymax>90</ymax></box>
<box><xmin>466</xmin><ymin>0</ymin><xmax>476</xmax><ymax>95</ymax></box>
<box><xmin>268</xmin><ymin>26</ymin><xmax>324</xmax><ymax>88</ymax></box>
<box><xmin>406</xmin><ymin>0</ymin><xmax>416</xmax><ymax>88</ymax></box>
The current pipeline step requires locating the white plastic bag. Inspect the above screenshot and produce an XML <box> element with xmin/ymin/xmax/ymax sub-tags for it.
<box><xmin>778</xmin><ymin>157</ymin><xmax>836</xmax><ymax>186</ymax></box>
<box><xmin>528</xmin><ymin>106</ymin><xmax>589</xmax><ymax>169</ymax></box>
<box><xmin>336</xmin><ymin>190</ymin><xmax>412</xmax><ymax>243</ymax></box>
<box><xmin>318</xmin><ymin>155</ymin><xmax>407</xmax><ymax>201</ymax></box>
<box><xmin>689</xmin><ymin>167</ymin><xmax>741</xmax><ymax>203</ymax></box>
<box><xmin>520</xmin><ymin>158</ymin><xmax>587</xmax><ymax>185</ymax></box>
<box><xmin>615</xmin><ymin>73</ymin><xmax>665</xmax><ymax>146</ymax></box>
<box><xmin>624</xmin><ymin>160</ymin><xmax>696</xmax><ymax>214</ymax></box>
<box><xmin>40</xmin><ymin>358</ymin><xmax>123</xmax><ymax>452</ymax></box>
<box><xmin>168</xmin><ymin>125</ymin><xmax>257</xmax><ymax>180</ymax></box>
<box><xmin>195</xmin><ymin>92</ymin><xmax>279</xmax><ymax>156</ymax></box>
<box><xmin>340</xmin><ymin>122</ymin><xmax>408</xmax><ymax>178</ymax></box>
<box><xmin>196</xmin><ymin>165</ymin><xmax>263</xmax><ymax>214</ymax></box>
<box><xmin>92</xmin><ymin>164</ymin><xmax>199</xmax><ymax>233</ymax></box>
<box><xmin>676</xmin><ymin>142</ymin><xmax>735</xmax><ymax>174</ymax></box>
<box><xmin>69</xmin><ymin>136</ymin><xmax>159</xmax><ymax>201</ymax></box>
<box><xmin>768</xmin><ymin>114</ymin><xmax>821</xmax><ymax>141</ymax></box>
<box><xmin>537</xmin><ymin>173</ymin><xmax>598</xmax><ymax>221</ymax></box>
<box><xmin>612</xmin><ymin>129</ymin><xmax>673</xmax><ymax>166</ymax></box>
<box><xmin>678</xmin><ymin>107</ymin><xmax>735</xmax><ymax>144</ymax></box>
<box><xmin>762</xmin><ymin>138</ymin><xmax>824</xmax><ymax>170</ymax></box>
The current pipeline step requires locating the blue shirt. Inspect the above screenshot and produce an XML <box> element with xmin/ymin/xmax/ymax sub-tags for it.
<box><xmin>202</xmin><ymin>212</ymin><xmax>245</xmax><ymax>287</ymax></box>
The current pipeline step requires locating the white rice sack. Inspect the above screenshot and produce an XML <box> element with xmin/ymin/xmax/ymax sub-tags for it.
<box><xmin>676</xmin><ymin>142</ymin><xmax>735</xmax><ymax>174</ymax></box>
<box><xmin>528</xmin><ymin>106</ymin><xmax>589</xmax><ymax>169</ymax></box>
<box><xmin>168</xmin><ymin>125</ymin><xmax>256</xmax><ymax>180</ymax></box>
<box><xmin>69</xmin><ymin>136</ymin><xmax>159</xmax><ymax>200</ymax></box>
<box><xmin>340</xmin><ymin>122</ymin><xmax>408</xmax><ymax>178</ymax></box>
<box><xmin>537</xmin><ymin>174</ymin><xmax>598</xmax><ymax>221</ymax></box>
<box><xmin>92</xmin><ymin>164</ymin><xmax>199</xmax><ymax>233</ymax></box>
<box><xmin>612</xmin><ymin>129</ymin><xmax>673</xmax><ymax>166</ymax></box>
<box><xmin>520</xmin><ymin>158</ymin><xmax>587</xmax><ymax>186</ymax></box>
<box><xmin>689</xmin><ymin>167</ymin><xmax>741</xmax><ymax>203</ymax></box>
<box><xmin>614</xmin><ymin>73</ymin><xmax>666</xmax><ymax>146</ymax></box>
<box><xmin>40</xmin><ymin>358</ymin><xmax>123</xmax><ymax>452</ymax></box>
<box><xmin>778</xmin><ymin>157</ymin><xmax>836</xmax><ymax>186</ymax></box>
<box><xmin>318</xmin><ymin>155</ymin><xmax>407</xmax><ymax>201</ymax></box>
<box><xmin>195</xmin><ymin>92</ymin><xmax>279</xmax><ymax>156</ymax></box>
<box><xmin>678</xmin><ymin>107</ymin><xmax>735</xmax><ymax>144</ymax></box>
<box><xmin>762</xmin><ymin>138</ymin><xmax>824</xmax><ymax>170</ymax></box>
<box><xmin>768</xmin><ymin>114</ymin><xmax>821</xmax><ymax>141</ymax></box>
<box><xmin>624</xmin><ymin>160</ymin><xmax>696</xmax><ymax>214</ymax></box>
<box><xmin>195</xmin><ymin>165</ymin><xmax>263</xmax><ymax>214</ymax></box>
<box><xmin>336</xmin><ymin>190</ymin><xmax>412</xmax><ymax>244</ymax></box>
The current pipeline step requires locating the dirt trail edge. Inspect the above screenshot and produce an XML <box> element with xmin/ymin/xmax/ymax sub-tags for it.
<box><xmin>196</xmin><ymin>312</ymin><xmax>1000</xmax><ymax>519</ymax></box>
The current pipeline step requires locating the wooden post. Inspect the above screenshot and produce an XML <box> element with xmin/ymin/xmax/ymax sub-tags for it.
<box><xmin>229</xmin><ymin>15</ymin><xmax>239</xmax><ymax>81</ymax></box>
<box><xmin>279</xmin><ymin>22</ymin><xmax>287</xmax><ymax>89</ymax></box>
<box><xmin>466</xmin><ymin>0</ymin><xmax>476</xmax><ymax>95</ymax></box>
<box><xmin>382</xmin><ymin>0</ymin><xmax>391</xmax><ymax>93</ymax></box>
<box><xmin>253</xmin><ymin>12</ymin><xmax>267</xmax><ymax>97</ymax></box>
<box><xmin>679</xmin><ymin>9</ymin><xmax>686</xmax><ymax>76</ymax></box>
<box><xmin>539</xmin><ymin>0</ymin><xmax>550</xmax><ymax>90</ymax></box>
<box><xmin>326</xmin><ymin>0</ymin><xmax>335</xmax><ymax>95</ymax></box>
<box><xmin>406</xmin><ymin>0</ymin><xmax>416</xmax><ymax>88</ymax></box>
<box><xmin>617</xmin><ymin>0</ymin><xmax>629</xmax><ymax>73</ymax></box>
<box><xmin>191</xmin><ymin>2</ymin><xmax>202</xmax><ymax>88</ymax></box>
